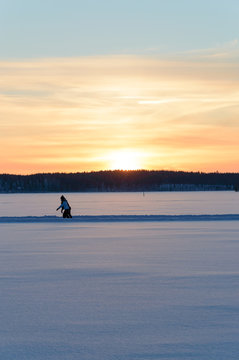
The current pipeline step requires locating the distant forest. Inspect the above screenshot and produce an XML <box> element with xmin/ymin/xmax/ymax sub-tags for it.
<box><xmin>1</xmin><ymin>170</ymin><xmax>239</xmax><ymax>193</ymax></box>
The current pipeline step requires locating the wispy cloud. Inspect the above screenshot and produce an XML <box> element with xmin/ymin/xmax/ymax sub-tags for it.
<box><xmin>174</xmin><ymin>39</ymin><xmax>239</xmax><ymax>61</ymax></box>
<box><xmin>138</xmin><ymin>98</ymin><xmax>184</xmax><ymax>105</ymax></box>
<box><xmin>0</xmin><ymin>54</ymin><xmax>239</xmax><ymax>173</ymax></box>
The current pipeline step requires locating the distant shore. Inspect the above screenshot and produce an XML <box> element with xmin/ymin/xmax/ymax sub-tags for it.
<box><xmin>0</xmin><ymin>170</ymin><xmax>238</xmax><ymax>193</ymax></box>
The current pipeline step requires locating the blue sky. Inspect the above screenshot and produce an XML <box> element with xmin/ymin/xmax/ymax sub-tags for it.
<box><xmin>1</xmin><ymin>0</ymin><xmax>238</xmax><ymax>58</ymax></box>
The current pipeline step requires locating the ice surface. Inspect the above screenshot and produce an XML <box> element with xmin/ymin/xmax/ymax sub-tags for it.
<box><xmin>1</xmin><ymin>221</ymin><xmax>239</xmax><ymax>359</ymax></box>
<box><xmin>1</xmin><ymin>191</ymin><xmax>239</xmax><ymax>217</ymax></box>
<box><xmin>1</xmin><ymin>214</ymin><xmax>239</xmax><ymax>223</ymax></box>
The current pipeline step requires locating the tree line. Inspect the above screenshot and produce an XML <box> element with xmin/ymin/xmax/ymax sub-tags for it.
<box><xmin>0</xmin><ymin>170</ymin><xmax>238</xmax><ymax>193</ymax></box>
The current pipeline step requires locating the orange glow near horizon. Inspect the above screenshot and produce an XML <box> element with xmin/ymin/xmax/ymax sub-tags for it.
<box><xmin>107</xmin><ymin>149</ymin><xmax>144</xmax><ymax>171</ymax></box>
<box><xmin>1</xmin><ymin>54</ymin><xmax>239</xmax><ymax>174</ymax></box>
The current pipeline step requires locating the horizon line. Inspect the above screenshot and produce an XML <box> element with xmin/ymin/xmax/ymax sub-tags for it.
<box><xmin>1</xmin><ymin>169</ymin><xmax>239</xmax><ymax>176</ymax></box>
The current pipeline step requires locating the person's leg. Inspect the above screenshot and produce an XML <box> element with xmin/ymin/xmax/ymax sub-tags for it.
<box><xmin>65</xmin><ymin>209</ymin><xmax>71</xmax><ymax>218</ymax></box>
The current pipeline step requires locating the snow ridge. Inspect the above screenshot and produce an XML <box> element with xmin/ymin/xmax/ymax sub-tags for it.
<box><xmin>1</xmin><ymin>214</ymin><xmax>239</xmax><ymax>223</ymax></box>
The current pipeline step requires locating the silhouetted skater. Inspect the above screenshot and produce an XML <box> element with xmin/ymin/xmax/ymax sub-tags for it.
<box><xmin>56</xmin><ymin>195</ymin><xmax>72</xmax><ymax>218</ymax></box>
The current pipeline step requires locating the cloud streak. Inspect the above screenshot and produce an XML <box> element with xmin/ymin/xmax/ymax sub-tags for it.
<box><xmin>0</xmin><ymin>54</ymin><xmax>239</xmax><ymax>174</ymax></box>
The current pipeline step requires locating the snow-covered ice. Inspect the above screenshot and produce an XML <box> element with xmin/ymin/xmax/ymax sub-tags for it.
<box><xmin>1</xmin><ymin>214</ymin><xmax>239</xmax><ymax>223</ymax></box>
<box><xmin>1</xmin><ymin>191</ymin><xmax>239</xmax><ymax>217</ymax></box>
<box><xmin>1</xmin><ymin>219</ymin><xmax>239</xmax><ymax>359</ymax></box>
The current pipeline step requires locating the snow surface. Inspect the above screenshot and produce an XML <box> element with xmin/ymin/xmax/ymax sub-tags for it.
<box><xmin>1</xmin><ymin>191</ymin><xmax>239</xmax><ymax>217</ymax></box>
<box><xmin>1</xmin><ymin>220</ymin><xmax>239</xmax><ymax>359</ymax></box>
<box><xmin>1</xmin><ymin>214</ymin><xmax>239</xmax><ymax>223</ymax></box>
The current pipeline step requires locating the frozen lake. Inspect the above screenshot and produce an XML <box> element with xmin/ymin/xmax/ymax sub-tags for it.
<box><xmin>0</xmin><ymin>191</ymin><xmax>239</xmax><ymax>217</ymax></box>
<box><xmin>1</xmin><ymin>192</ymin><xmax>239</xmax><ymax>359</ymax></box>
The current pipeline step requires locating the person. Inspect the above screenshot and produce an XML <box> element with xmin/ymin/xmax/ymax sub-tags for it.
<box><xmin>56</xmin><ymin>195</ymin><xmax>72</xmax><ymax>218</ymax></box>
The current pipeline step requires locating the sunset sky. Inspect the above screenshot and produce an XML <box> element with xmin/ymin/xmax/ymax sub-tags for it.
<box><xmin>1</xmin><ymin>0</ymin><xmax>239</xmax><ymax>174</ymax></box>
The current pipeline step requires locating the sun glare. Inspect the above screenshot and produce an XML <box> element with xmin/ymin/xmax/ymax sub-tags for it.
<box><xmin>108</xmin><ymin>150</ymin><xmax>142</xmax><ymax>170</ymax></box>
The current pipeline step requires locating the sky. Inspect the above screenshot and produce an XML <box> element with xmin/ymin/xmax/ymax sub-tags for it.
<box><xmin>1</xmin><ymin>0</ymin><xmax>239</xmax><ymax>174</ymax></box>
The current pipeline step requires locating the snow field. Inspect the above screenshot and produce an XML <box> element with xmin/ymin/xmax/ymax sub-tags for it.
<box><xmin>0</xmin><ymin>221</ymin><xmax>239</xmax><ymax>359</ymax></box>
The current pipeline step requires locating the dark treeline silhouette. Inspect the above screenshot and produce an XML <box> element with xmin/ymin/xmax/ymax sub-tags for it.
<box><xmin>0</xmin><ymin>170</ymin><xmax>239</xmax><ymax>193</ymax></box>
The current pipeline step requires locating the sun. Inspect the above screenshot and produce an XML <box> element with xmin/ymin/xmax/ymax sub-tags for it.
<box><xmin>108</xmin><ymin>149</ymin><xmax>142</xmax><ymax>170</ymax></box>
